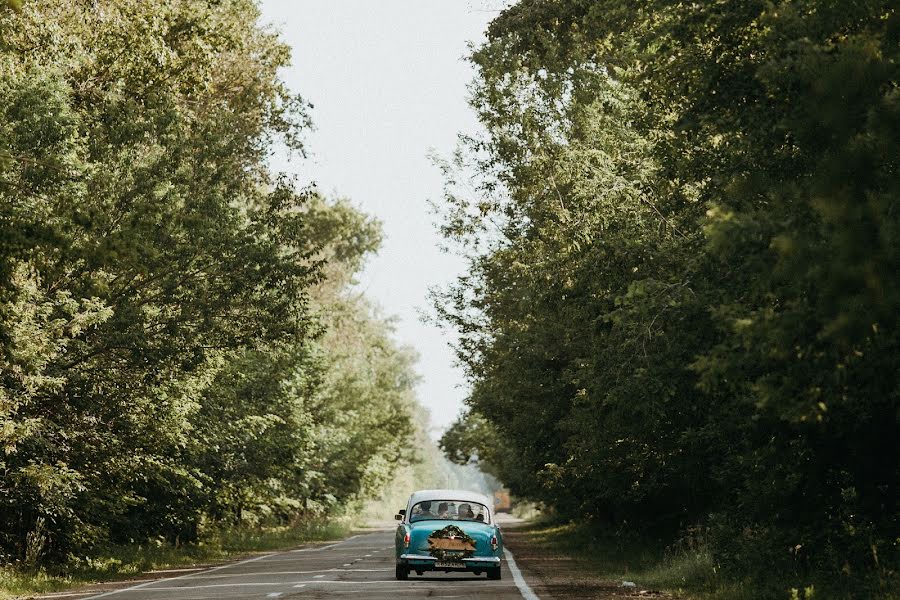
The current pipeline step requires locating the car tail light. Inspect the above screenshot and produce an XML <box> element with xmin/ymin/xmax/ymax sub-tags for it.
<box><xmin>491</xmin><ymin>535</ymin><xmax>498</xmax><ymax>551</ymax></box>
<box><xmin>404</xmin><ymin>532</ymin><xmax>410</xmax><ymax>548</ymax></box>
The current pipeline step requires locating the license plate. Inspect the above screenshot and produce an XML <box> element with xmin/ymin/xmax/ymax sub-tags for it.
<box><xmin>435</xmin><ymin>561</ymin><xmax>465</xmax><ymax>568</ymax></box>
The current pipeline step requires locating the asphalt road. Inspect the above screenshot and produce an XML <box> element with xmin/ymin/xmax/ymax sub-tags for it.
<box><xmin>80</xmin><ymin>529</ymin><xmax>542</xmax><ymax>600</ymax></box>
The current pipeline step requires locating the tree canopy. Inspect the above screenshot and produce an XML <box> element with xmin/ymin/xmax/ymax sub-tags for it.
<box><xmin>437</xmin><ymin>1</ymin><xmax>898</xmax><ymax>597</ymax></box>
<box><xmin>1</xmin><ymin>0</ymin><xmax>423</xmax><ymax>566</ymax></box>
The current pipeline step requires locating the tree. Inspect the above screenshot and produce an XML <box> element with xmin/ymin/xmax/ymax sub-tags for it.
<box><xmin>435</xmin><ymin>1</ymin><xmax>899</xmax><ymax>595</ymax></box>
<box><xmin>0</xmin><ymin>0</ymin><xmax>422</xmax><ymax>565</ymax></box>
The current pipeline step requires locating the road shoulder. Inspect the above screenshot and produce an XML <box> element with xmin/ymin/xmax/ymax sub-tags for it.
<box><xmin>502</xmin><ymin>521</ymin><xmax>672</xmax><ymax>600</ymax></box>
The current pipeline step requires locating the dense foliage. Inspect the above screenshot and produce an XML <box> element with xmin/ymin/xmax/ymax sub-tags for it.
<box><xmin>437</xmin><ymin>1</ymin><xmax>898</xmax><ymax>597</ymax></box>
<box><xmin>0</xmin><ymin>0</ymin><xmax>420</xmax><ymax>567</ymax></box>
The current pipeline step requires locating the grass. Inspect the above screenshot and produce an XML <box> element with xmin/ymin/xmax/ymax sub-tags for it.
<box><xmin>0</xmin><ymin>520</ymin><xmax>352</xmax><ymax>600</ymax></box>
<box><xmin>512</xmin><ymin>521</ymin><xmax>761</xmax><ymax>600</ymax></box>
<box><xmin>512</xmin><ymin>521</ymin><xmax>900</xmax><ymax>600</ymax></box>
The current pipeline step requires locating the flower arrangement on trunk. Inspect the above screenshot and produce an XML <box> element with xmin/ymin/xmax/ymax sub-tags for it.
<box><xmin>427</xmin><ymin>525</ymin><xmax>476</xmax><ymax>561</ymax></box>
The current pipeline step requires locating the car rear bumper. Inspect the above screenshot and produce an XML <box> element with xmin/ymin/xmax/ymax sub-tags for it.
<box><xmin>399</xmin><ymin>554</ymin><xmax>501</xmax><ymax>571</ymax></box>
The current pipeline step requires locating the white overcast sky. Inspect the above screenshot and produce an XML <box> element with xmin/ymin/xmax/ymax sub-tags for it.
<box><xmin>259</xmin><ymin>1</ymin><xmax>504</xmax><ymax>433</ymax></box>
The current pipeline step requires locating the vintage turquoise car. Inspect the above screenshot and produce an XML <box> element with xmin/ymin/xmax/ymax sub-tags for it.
<box><xmin>394</xmin><ymin>489</ymin><xmax>503</xmax><ymax>580</ymax></box>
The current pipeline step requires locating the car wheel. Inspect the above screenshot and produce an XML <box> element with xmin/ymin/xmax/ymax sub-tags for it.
<box><xmin>487</xmin><ymin>567</ymin><xmax>501</xmax><ymax>580</ymax></box>
<box><xmin>395</xmin><ymin>564</ymin><xmax>409</xmax><ymax>580</ymax></box>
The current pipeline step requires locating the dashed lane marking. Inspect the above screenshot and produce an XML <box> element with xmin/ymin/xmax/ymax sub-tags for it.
<box><xmin>150</xmin><ymin>567</ymin><xmax>388</xmax><ymax>580</ymax></box>
<box><xmin>83</xmin><ymin>532</ymin><xmax>368</xmax><ymax>599</ymax></box>
<box><xmin>282</xmin><ymin>581</ymin><xmax>512</xmax><ymax>586</ymax></box>
<box><xmin>87</xmin><ymin>582</ymin><xmax>301</xmax><ymax>592</ymax></box>
<box><xmin>83</xmin><ymin>552</ymin><xmax>275</xmax><ymax>599</ymax></box>
<box><xmin>290</xmin><ymin>534</ymin><xmax>361</xmax><ymax>553</ymax></box>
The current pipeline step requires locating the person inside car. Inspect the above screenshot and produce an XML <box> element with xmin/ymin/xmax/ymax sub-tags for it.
<box><xmin>413</xmin><ymin>501</ymin><xmax>434</xmax><ymax>519</ymax></box>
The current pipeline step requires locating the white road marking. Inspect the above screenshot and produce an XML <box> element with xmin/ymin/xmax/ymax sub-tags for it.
<box><xmin>153</xmin><ymin>567</ymin><xmax>388</xmax><ymax>580</ymax></box>
<box><xmin>89</xmin><ymin>582</ymin><xmax>296</xmax><ymax>592</ymax></box>
<box><xmin>77</xmin><ymin>533</ymin><xmax>536</xmax><ymax>599</ymax></box>
<box><xmin>504</xmin><ymin>548</ymin><xmax>541</xmax><ymax>600</ymax></box>
<box><xmin>288</xmin><ymin>581</ymin><xmax>511</xmax><ymax>587</ymax></box>
<box><xmin>290</xmin><ymin>534</ymin><xmax>362</xmax><ymax>553</ymax></box>
<box><xmin>83</xmin><ymin>552</ymin><xmax>276</xmax><ymax>599</ymax></box>
<box><xmin>83</xmin><ymin>533</ymin><xmax>371</xmax><ymax>598</ymax></box>
<box><xmin>145</xmin><ymin>567</ymin><xmax>206</xmax><ymax>574</ymax></box>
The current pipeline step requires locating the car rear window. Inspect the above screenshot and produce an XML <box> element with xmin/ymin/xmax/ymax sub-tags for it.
<box><xmin>409</xmin><ymin>500</ymin><xmax>489</xmax><ymax>523</ymax></box>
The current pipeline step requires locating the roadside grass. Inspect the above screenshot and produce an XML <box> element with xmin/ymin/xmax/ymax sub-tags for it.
<box><xmin>0</xmin><ymin>520</ymin><xmax>351</xmax><ymax>600</ymax></box>
<box><xmin>515</xmin><ymin>521</ymin><xmax>900</xmax><ymax>600</ymax></box>
<box><xmin>513</xmin><ymin>521</ymin><xmax>756</xmax><ymax>600</ymax></box>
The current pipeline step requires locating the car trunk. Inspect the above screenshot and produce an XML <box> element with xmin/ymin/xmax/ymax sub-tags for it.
<box><xmin>408</xmin><ymin>520</ymin><xmax>496</xmax><ymax>558</ymax></box>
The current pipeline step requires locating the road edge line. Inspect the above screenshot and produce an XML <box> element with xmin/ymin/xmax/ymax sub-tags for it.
<box><xmin>503</xmin><ymin>547</ymin><xmax>541</xmax><ymax>600</ymax></box>
<box><xmin>82</xmin><ymin>553</ymin><xmax>275</xmax><ymax>599</ymax></box>
<box><xmin>74</xmin><ymin>531</ymin><xmax>364</xmax><ymax>600</ymax></box>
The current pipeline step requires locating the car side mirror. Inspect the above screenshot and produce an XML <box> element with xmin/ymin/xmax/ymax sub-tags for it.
<box><xmin>394</xmin><ymin>514</ymin><xmax>402</xmax><ymax>520</ymax></box>
<box><xmin>395</xmin><ymin>509</ymin><xmax>406</xmax><ymax>521</ymax></box>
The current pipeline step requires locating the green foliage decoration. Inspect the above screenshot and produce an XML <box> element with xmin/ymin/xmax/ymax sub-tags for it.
<box><xmin>427</xmin><ymin>525</ymin><xmax>476</xmax><ymax>562</ymax></box>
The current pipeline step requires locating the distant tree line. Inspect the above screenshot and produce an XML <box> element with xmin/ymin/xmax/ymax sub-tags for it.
<box><xmin>0</xmin><ymin>0</ymin><xmax>420</xmax><ymax>566</ymax></box>
<box><xmin>437</xmin><ymin>1</ymin><xmax>898</xmax><ymax>597</ymax></box>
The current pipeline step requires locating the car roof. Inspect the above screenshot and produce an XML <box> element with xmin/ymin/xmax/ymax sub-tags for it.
<box><xmin>406</xmin><ymin>489</ymin><xmax>493</xmax><ymax>511</ymax></box>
